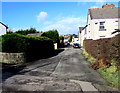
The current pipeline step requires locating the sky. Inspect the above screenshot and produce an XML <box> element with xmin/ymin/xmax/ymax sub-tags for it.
<box><xmin>2</xmin><ymin>1</ymin><xmax>119</xmax><ymax>35</ymax></box>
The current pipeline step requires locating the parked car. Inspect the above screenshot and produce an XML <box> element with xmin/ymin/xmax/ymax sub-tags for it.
<box><xmin>64</xmin><ymin>42</ymin><xmax>70</xmax><ymax>46</ymax></box>
<box><xmin>66</xmin><ymin>42</ymin><xmax>70</xmax><ymax>45</ymax></box>
<box><xmin>73</xmin><ymin>43</ymin><xmax>80</xmax><ymax>48</ymax></box>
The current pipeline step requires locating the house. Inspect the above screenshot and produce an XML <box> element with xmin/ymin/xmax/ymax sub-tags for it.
<box><xmin>27</xmin><ymin>32</ymin><xmax>47</xmax><ymax>37</ymax></box>
<box><xmin>72</xmin><ymin>34</ymin><xmax>79</xmax><ymax>43</ymax></box>
<box><xmin>79</xmin><ymin>25</ymin><xmax>87</xmax><ymax>46</ymax></box>
<box><xmin>78</xmin><ymin>27</ymin><xmax>83</xmax><ymax>45</ymax></box>
<box><xmin>86</xmin><ymin>4</ymin><xmax>120</xmax><ymax>40</ymax></box>
<box><xmin>0</xmin><ymin>22</ymin><xmax>8</xmax><ymax>35</ymax></box>
<box><xmin>62</xmin><ymin>35</ymin><xmax>71</xmax><ymax>43</ymax></box>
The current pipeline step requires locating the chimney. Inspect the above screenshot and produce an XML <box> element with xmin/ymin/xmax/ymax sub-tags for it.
<box><xmin>102</xmin><ymin>4</ymin><xmax>115</xmax><ymax>8</ymax></box>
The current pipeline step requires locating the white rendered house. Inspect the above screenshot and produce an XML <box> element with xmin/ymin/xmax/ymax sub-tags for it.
<box><xmin>0</xmin><ymin>22</ymin><xmax>8</xmax><ymax>35</ymax></box>
<box><xmin>86</xmin><ymin>4</ymin><xmax>120</xmax><ymax>40</ymax></box>
<box><xmin>79</xmin><ymin>26</ymin><xmax>87</xmax><ymax>46</ymax></box>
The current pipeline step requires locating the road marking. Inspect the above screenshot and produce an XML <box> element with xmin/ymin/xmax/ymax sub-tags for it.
<box><xmin>70</xmin><ymin>80</ymin><xmax>99</xmax><ymax>93</ymax></box>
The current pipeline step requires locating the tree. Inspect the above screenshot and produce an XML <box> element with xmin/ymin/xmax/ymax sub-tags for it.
<box><xmin>59</xmin><ymin>36</ymin><xmax>64</xmax><ymax>48</ymax></box>
<box><xmin>7</xmin><ymin>29</ymin><xmax>13</xmax><ymax>34</ymax></box>
<box><xmin>15</xmin><ymin>27</ymin><xmax>38</xmax><ymax>35</ymax></box>
<box><xmin>45</xmin><ymin>29</ymin><xmax>60</xmax><ymax>43</ymax></box>
<box><xmin>68</xmin><ymin>35</ymin><xmax>73</xmax><ymax>42</ymax></box>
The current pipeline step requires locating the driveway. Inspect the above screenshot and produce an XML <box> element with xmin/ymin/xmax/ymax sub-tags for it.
<box><xmin>2</xmin><ymin>46</ymin><xmax>119</xmax><ymax>92</ymax></box>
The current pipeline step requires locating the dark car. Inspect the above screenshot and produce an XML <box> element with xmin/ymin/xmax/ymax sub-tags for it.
<box><xmin>73</xmin><ymin>43</ymin><xmax>80</xmax><ymax>48</ymax></box>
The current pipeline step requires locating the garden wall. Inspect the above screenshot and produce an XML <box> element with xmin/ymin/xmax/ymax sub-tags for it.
<box><xmin>0</xmin><ymin>52</ymin><xmax>25</xmax><ymax>64</ymax></box>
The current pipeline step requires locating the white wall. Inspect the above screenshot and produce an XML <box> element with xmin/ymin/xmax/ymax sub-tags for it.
<box><xmin>86</xmin><ymin>14</ymin><xmax>92</xmax><ymax>39</ymax></box>
<box><xmin>87</xmin><ymin>17</ymin><xmax>118</xmax><ymax>40</ymax></box>
<box><xmin>80</xmin><ymin>28</ymin><xmax>87</xmax><ymax>46</ymax></box>
<box><xmin>72</xmin><ymin>38</ymin><xmax>79</xmax><ymax>43</ymax></box>
<box><xmin>78</xmin><ymin>32</ymin><xmax>80</xmax><ymax>43</ymax></box>
<box><xmin>0</xmin><ymin>23</ymin><xmax>7</xmax><ymax>35</ymax></box>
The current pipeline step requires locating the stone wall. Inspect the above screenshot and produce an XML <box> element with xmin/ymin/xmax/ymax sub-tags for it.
<box><xmin>0</xmin><ymin>52</ymin><xmax>25</xmax><ymax>64</ymax></box>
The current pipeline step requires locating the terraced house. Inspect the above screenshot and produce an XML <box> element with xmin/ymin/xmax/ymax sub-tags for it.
<box><xmin>79</xmin><ymin>4</ymin><xmax>120</xmax><ymax>46</ymax></box>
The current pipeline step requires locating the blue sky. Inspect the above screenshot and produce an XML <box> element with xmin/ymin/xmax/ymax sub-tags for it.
<box><xmin>2</xmin><ymin>2</ymin><xmax>118</xmax><ymax>35</ymax></box>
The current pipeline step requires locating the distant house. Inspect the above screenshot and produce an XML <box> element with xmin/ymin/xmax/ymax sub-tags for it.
<box><xmin>0</xmin><ymin>22</ymin><xmax>8</xmax><ymax>35</ymax></box>
<box><xmin>62</xmin><ymin>35</ymin><xmax>71</xmax><ymax>43</ymax></box>
<box><xmin>86</xmin><ymin>4</ymin><xmax>120</xmax><ymax>40</ymax></box>
<box><xmin>78</xmin><ymin>25</ymin><xmax>87</xmax><ymax>46</ymax></box>
<box><xmin>27</xmin><ymin>32</ymin><xmax>47</xmax><ymax>37</ymax></box>
<box><xmin>72</xmin><ymin>35</ymin><xmax>79</xmax><ymax>43</ymax></box>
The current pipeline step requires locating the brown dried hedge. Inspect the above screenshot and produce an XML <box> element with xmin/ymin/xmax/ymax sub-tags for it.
<box><xmin>83</xmin><ymin>34</ymin><xmax>120</xmax><ymax>67</ymax></box>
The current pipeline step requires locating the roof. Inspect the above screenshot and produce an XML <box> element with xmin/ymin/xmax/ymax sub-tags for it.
<box><xmin>79</xmin><ymin>25</ymin><xmax>88</xmax><ymax>33</ymax></box>
<box><xmin>79</xmin><ymin>27</ymin><xmax>84</xmax><ymax>33</ymax></box>
<box><xmin>27</xmin><ymin>32</ymin><xmax>46</xmax><ymax>37</ymax></box>
<box><xmin>112</xmin><ymin>29</ymin><xmax>120</xmax><ymax>34</ymax></box>
<box><xmin>89</xmin><ymin>7</ymin><xmax>120</xmax><ymax>19</ymax></box>
<box><xmin>0</xmin><ymin>22</ymin><xmax>8</xmax><ymax>29</ymax></box>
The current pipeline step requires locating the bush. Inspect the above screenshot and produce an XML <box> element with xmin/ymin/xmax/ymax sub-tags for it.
<box><xmin>83</xmin><ymin>34</ymin><xmax>120</xmax><ymax>88</ymax></box>
<box><xmin>1</xmin><ymin>33</ymin><xmax>54</xmax><ymax>61</ymax></box>
<box><xmin>45</xmin><ymin>30</ymin><xmax>60</xmax><ymax>44</ymax></box>
<box><xmin>109</xmin><ymin>34</ymin><xmax>120</xmax><ymax>65</ymax></box>
<box><xmin>83</xmin><ymin>35</ymin><xmax>120</xmax><ymax>65</ymax></box>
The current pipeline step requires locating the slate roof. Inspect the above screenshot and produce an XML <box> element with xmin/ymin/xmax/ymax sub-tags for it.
<box><xmin>89</xmin><ymin>7</ymin><xmax>120</xmax><ymax>19</ymax></box>
<box><xmin>27</xmin><ymin>32</ymin><xmax>46</xmax><ymax>37</ymax></box>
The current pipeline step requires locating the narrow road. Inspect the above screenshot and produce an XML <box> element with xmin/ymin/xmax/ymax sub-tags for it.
<box><xmin>2</xmin><ymin>46</ymin><xmax>119</xmax><ymax>92</ymax></box>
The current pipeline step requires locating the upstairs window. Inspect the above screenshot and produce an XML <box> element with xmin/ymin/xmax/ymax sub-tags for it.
<box><xmin>99</xmin><ymin>22</ymin><xmax>106</xmax><ymax>31</ymax></box>
<box><xmin>100</xmin><ymin>36</ymin><xmax>105</xmax><ymax>37</ymax></box>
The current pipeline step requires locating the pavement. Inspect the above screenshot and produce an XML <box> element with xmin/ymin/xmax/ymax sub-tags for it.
<box><xmin>2</xmin><ymin>46</ymin><xmax>120</xmax><ymax>92</ymax></box>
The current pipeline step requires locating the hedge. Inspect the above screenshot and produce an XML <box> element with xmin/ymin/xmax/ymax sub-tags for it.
<box><xmin>45</xmin><ymin>30</ymin><xmax>60</xmax><ymax>44</ymax></box>
<box><xmin>1</xmin><ymin>33</ymin><xmax>54</xmax><ymax>61</ymax></box>
<box><xmin>83</xmin><ymin>34</ymin><xmax>120</xmax><ymax>65</ymax></box>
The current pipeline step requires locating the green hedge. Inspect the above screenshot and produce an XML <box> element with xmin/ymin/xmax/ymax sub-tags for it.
<box><xmin>59</xmin><ymin>36</ymin><xmax>64</xmax><ymax>48</ymax></box>
<box><xmin>1</xmin><ymin>33</ymin><xmax>54</xmax><ymax>61</ymax></box>
<box><xmin>45</xmin><ymin>30</ymin><xmax>60</xmax><ymax>43</ymax></box>
<box><xmin>83</xmin><ymin>34</ymin><xmax>120</xmax><ymax>65</ymax></box>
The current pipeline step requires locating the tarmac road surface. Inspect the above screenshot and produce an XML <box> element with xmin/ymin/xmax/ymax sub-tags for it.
<box><xmin>2</xmin><ymin>46</ymin><xmax>119</xmax><ymax>92</ymax></box>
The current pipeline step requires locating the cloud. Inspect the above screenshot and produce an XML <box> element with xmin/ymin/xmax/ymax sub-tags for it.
<box><xmin>90</xmin><ymin>6</ymin><xmax>99</xmax><ymax>8</ymax></box>
<box><xmin>43</xmin><ymin>21</ymin><xmax>52</xmax><ymax>25</ymax></box>
<box><xmin>41</xmin><ymin>17</ymin><xmax>86</xmax><ymax>35</ymax></box>
<box><xmin>37</xmin><ymin>11</ymin><xmax>48</xmax><ymax>23</ymax></box>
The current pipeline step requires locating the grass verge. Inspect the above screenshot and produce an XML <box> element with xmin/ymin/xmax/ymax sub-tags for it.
<box><xmin>82</xmin><ymin>50</ymin><xmax>119</xmax><ymax>88</ymax></box>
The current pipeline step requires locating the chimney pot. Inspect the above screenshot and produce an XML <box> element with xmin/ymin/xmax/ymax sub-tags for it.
<box><xmin>102</xmin><ymin>4</ymin><xmax>115</xmax><ymax>8</ymax></box>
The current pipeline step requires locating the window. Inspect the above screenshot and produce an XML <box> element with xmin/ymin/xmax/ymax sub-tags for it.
<box><xmin>99</xmin><ymin>22</ymin><xmax>106</xmax><ymax>31</ymax></box>
<box><xmin>100</xmin><ymin>22</ymin><xmax>104</xmax><ymax>25</ymax></box>
<box><xmin>95</xmin><ymin>22</ymin><xmax>98</xmax><ymax>24</ymax></box>
<box><xmin>100</xmin><ymin>36</ymin><xmax>105</xmax><ymax>37</ymax></box>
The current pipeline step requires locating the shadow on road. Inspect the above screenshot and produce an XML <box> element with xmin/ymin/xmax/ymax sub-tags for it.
<box><xmin>54</xmin><ymin>48</ymin><xmax>64</xmax><ymax>56</ymax></box>
<box><xmin>2</xmin><ymin>48</ymin><xmax>65</xmax><ymax>82</ymax></box>
<box><xmin>2</xmin><ymin>63</ymin><xmax>26</xmax><ymax>82</ymax></box>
